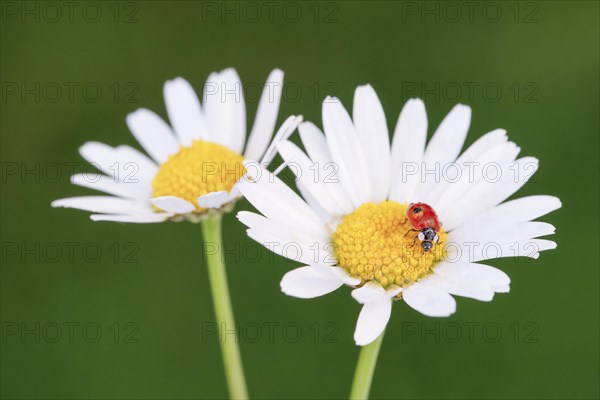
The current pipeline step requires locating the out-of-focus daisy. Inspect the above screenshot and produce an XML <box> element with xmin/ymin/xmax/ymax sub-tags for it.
<box><xmin>52</xmin><ymin>68</ymin><xmax>301</xmax><ymax>223</ymax></box>
<box><xmin>237</xmin><ymin>85</ymin><xmax>561</xmax><ymax>348</ymax></box>
<box><xmin>52</xmin><ymin>68</ymin><xmax>301</xmax><ymax>400</ymax></box>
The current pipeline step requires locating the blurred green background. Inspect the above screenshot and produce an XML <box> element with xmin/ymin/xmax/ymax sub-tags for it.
<box><xmin>1</xmin><ymin>1</ymin><xmax>598</xmax><ymax>399</ymax></box>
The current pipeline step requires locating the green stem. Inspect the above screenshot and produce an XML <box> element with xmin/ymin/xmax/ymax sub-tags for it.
<box><xmin>349</xmin><ymin>332</ymin><xmax>385</xmax><ymax>400</ymax></box>
<box><xmin>201</xmin><ymin>215</ymin><xmax>249</xmax><ymax>399</ymax></box>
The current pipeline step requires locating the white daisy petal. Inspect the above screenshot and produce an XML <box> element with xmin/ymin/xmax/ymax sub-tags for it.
<box><xmin>439</xmin><ymin>281</ymin><xmax>494</xmax><ymax>301</ymax></box>
<box><xmin>70</xmin><ymin>174</ymin><xmax>150</xmax><ymax>200</ymax></box>
<box><xmin>237</xmin><ymin>163</ymin><xmax>328</xmax><ymax>241</ymax></box>
<box><xmin>201</xmin><ymin>70</ymin><xmax>219</xmax><ymax>133</ymax></box>
<box><xmin>455</xmin><ymin>129</ymin><xmax>508</xmax><ymax>163</ymax></box>
<box><xmin>197</xmin><ymin>191</ymin><xmax>231</xmax><ymax>209</ymax></box>
<box><xmin>296</xmin><ymin>181</ymin><xmax>332</xmax><ymax>223</ymax></box>
<box><xmin>433</xmin><ymin>140</ymin><xmax>521</xmax><ymax>212</ymax></box>
<box><xmin>237</xmin><ymin>211</ymin><xmax>322</xmax><ymax>249</ymax></box>
<box><xmin>354</xmin><ymin>299</ymin><xmax>392</xmax><ymax>346</ymax></box>
<box><xmin>164</xmin><ymin>77</ymin><xmax>209</xmax><ymax>145</ymax></box>
<box><xmin>423</xmin><ymin>104</ymin><xmax>472</xmax><ymax>165</ymax></box>
<box><xmin>434</xmin><ymin>262</ymin><xmax>511</xmax><ymax>289</ymax></box>
<box><xmin>280</xmin><ymin>266</ymin><xmax>345</xmax><ymax>299</ymax></box>
<box><xmin>445</xmin><ymin>238</ymin><xmax>557</xmax><ymax>263</ymax></box>
<box><xmin>424</xmin><ymin>129</ymin><xmax>508</xmax><ymax>205</ymax></box>
<box><xmin>403</xmin><ymin>282</ymin><xmax>457</xmax><ymax>317</ymax></box>
<box><xmin>79</xmin><ymin>142</ymin><xmax>158</xmax><ymax>185</ymax></box>
<box><xmin>149</xmin><ymin>196</ymin><xmax>195</xmax><ymax>214</ymax></box>
<box><xmin>297</xmin><ymin>122</ymin><xmax>328</xmax><ymax>161</ymax></box>
<box><xmin>297</xmin><ymin>122</ymin><xmax>354</xmax><ymax>214</ymax></box>
<box><xmin>244</xmin><ymin>69</ymin><xmax>284</xmax><ymax>160</ymax></box>
<box><xmin>449</xmin><ymin>221</ymin><xmax>556</xmax><ymax>245</ymax></box>
<box><xmin>442</xmin><ymin>157</ymin><xmax>539</xmax><ymax>231</ymax></box>
<box><xmin>450</xmin><ymin>195</ymin><xmax>561</xmax><ymax>234</ymax></box>
<box><xmin>389</xmin><ymin>98</ymin><xmax>427</xmax><ymax>203</ymax></box>
<box><xmin>114</xmin><ymin>145</ymin><xmax>159</xmax><ymax>182</ymax></box>
<box><xmin>424</xmin><ymin>273</ymin><xmax>495</xmax><ymax>302</ymax></box>
<box><xmin>246</xmin><ymin>228</ymin><xmax>332</xmax><ymax>266</ymax></box>
<box><xmin>353</xmin><ymin>84</ymin><xmax>390</xmax><ymax>203</ymax></box>
<box><xmin>413</xmin><ymin>104</ymin><xmax>471</xmax><ymax>200</ymax></box>
<box><xmin>221</xmin><ymin>68</ymin><xmax>246</xmax><ymax>153</ymax></box>
<box><xmin>322</xmin><ymin>97</ymin><xmax>371</xmax><ymax>207</ymax></box>
<box><xmin>315</xmin><ymin>265</ymin><xmax>361</xmax><ymax>286</ymax></box>
<box><xmin>90</xmin><ymin>213</ymin><xmax>171</xmax><ymax>223</ymax></box>
<box><xmin>352</xmin><ymin>281</ymin><xmax>387</xmax><ymax>304</ymax></box>
<box><xmin>126</xmin><ymin>108</ymin><xmax>179</xmax><ymax>164</ymax></box>
<box><xmin>277</xmin><ymin>140</ymin><xmax>345</xmax><ymax>217</ymax></box>
<box><xmin>352</xmin><ymin>282</ymin><xmax>402</xmax><ymax>303</ymax></box>
<box><xmin>203</xmin><ymin>69</ymin><xmax>246</xmax><ymax>153</ymax></box>
<box><xmin>79</xmin><ymin>142</ymin><xmax>120</xmax><ymax>176</ymax></box>
<box><xmin>52</xmin><ymin>196</ymin><xmax>152</xmax><ymax>214</ymax></box>
<box><xmin>260</xmin><ymin>115</ymin><xmax>303</xmax><ymax>166</ymax></box>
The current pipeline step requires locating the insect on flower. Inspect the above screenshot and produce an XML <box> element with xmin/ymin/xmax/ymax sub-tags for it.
<box><xmin>407</xmin><ymin>202</ymin><xmax>441</xmax><ymax>252</ymax></box>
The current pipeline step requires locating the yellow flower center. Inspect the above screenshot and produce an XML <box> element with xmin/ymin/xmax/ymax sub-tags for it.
<box><xmin>332</xmin><ymin>201</ymin><xmax>447</xmax><ymax>288</ymax></box>
<box><xmin>152</xmin><ymin>140</ymin><xmax>245</xmax><ymax>213</ymax></box>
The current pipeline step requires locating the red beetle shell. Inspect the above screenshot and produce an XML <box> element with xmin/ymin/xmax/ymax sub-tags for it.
<box><xmin>407</xmin><ymin>203</ymin><xmax>441</xmax><ymax>232</ymax></box>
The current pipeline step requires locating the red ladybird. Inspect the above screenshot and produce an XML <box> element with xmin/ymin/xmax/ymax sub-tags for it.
<box><xmin>407</xmin><ymin>203</ymin><xmax>442</xmax><ymax>252</ymax></box>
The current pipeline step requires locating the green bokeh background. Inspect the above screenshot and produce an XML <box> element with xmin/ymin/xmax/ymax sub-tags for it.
<box><xmin>1</xmin><ymin>1</ymin><xmax>598</xmax><ymax>399</ymax></box>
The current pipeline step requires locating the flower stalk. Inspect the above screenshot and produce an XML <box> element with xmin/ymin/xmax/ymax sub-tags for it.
<box><xmin>201</xmin><ymin>215</ymin><xmax>249</xmax><ymax>399</ymax></box>
<box><xmin>349</xmin><ymin>332</ymin><xmax>385</xmax><ymax>400</ymax></box>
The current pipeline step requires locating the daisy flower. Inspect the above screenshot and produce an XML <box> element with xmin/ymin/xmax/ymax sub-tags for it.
<box><xmin>236</xmin><ymin>85</ymin><xmax>561</xmax><ymax>348</ymax></box>
<box><xmin>52</xmin><ymin>68</ymin><xmax>302</xmax><ymax>400</ymax></box>
<box><xmin>52</xmin><ymin>68</ymin><xmax>301</xmax><ymax>223</ymax></box>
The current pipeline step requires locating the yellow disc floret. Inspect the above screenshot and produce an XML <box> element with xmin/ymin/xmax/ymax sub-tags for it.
<box><xmin>152</xmin><ymin>140</ymin><xmax>245</xmax><ymax>213</ymax></box>
<box><xmin>332</xmin><ymin>201</ymin><xmax>446</xmax><ymax>288</ymax></box>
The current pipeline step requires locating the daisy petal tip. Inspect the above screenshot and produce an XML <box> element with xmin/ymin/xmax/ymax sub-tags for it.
<box><xmin>50</xmin><ymin>199</ymin><xmax>64</xmax><ymax>208</ymax></box>
<box><xmin>351</xmin><ymin>282</ymin><xmax>386</xmax><ymax>304</ymax></box>
<box><xmin>346</xmin><ymin>276</ymin><xmax>362</xmax><ymax>287</ymax></box>
<box><xmin>354</xmin><ymin>333</ymin><xmax>375</xmax><ymax>347</ymax></box>
<box><xmin>164</xmin><ymin>77</ymin><xmax>190</xmax><ymax>91</ymax></box>
<box><xmin>78</xmin><ymin>141</ymin><xmax>104</xmax><ymax>156</ymax></box>
<box><xmin>269</xmin><ymin>68</ymin><xmax>284</xmax><ymax>80</ymax></box>
<box><xmin>553</xmin><ymin>197</ymin><xmax>563</xmax><ymax>210</ymax></box>
<box><xmin>197</xmin><ymin>191</ymin><xmax>230</xmax><ymax>209</ymax></box>
<box><xmin>455</xmin><ymin>103</ymin><xmax>472</xmax><ymax>112</ymax></box>
<box><xmin>403</xmin><ymin>98</ymin><xmax>426</xmax><ymax>114</ymax></box>
<box><xmin>324</xmin><ymin>95</ymin><xmax>340</xmax><ymax>105</ymax></box>
<box><xmin>149</xmin><ymin>196</ymin><xmax>195</xmax><ymax>214</ymax></box>
<box><xmin>280</xmin><ymin>267</ymin><xmax>343</xmax><ymax>299</ymax></box>
<box><xmin>355</xmin><ymin>83</ymin><xmax>374</xmax><ymax>93</ymax></box>
<box><xmin>125</xmin><ymin>107</ymin><xmax>145</xmax><ymax>120</ymax></box>
<box><xmin>220</xmin><ymin>66</ymin><xmax>238</xmax><ymax>75</ymax></box>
